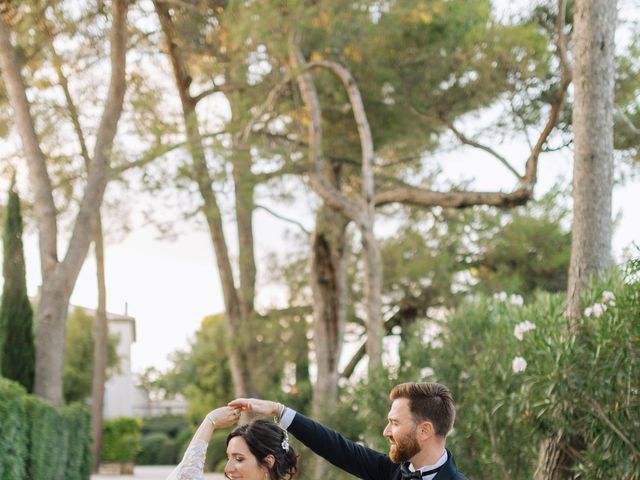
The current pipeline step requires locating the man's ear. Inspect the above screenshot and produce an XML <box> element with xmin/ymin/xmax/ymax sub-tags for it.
<box><xmin>417</xmin><ymin>421</ymin><xmax>435</xmax><ymax>440</ymax></box>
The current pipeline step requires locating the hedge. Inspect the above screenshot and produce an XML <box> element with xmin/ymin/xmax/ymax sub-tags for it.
<box><xmin>0</xmin><ymin>378</ymin><xmax>91</xmax><ymax>480</ymax></box>
<box><xmin>101</xmin><ymin>417</ymin><xmax>141</xmax><ymax>463</ymax></box>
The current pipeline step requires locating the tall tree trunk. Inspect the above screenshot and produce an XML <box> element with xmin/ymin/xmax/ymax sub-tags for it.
<box><xmin>233</xmin><ymin>150</ymin><xmax>257</xmax><ymax>319</ymax></box>
<box><xmin>0</xmin><ymin>0</ymin><xmax>128</xmax><ymax>405</ymax></box>
<box><xmin>91</xmin><ymin>213</ymin><xmax>108</xmax><ymax>471</ymax></box>
<box><xmin>310</xmin><ymin>201</ymin><xmax>348</xmax><ymax>480</ymax></box>
<box><xmin>154</xmin><ymin>0</ymin><xmax>254</xmax><ymax>397</ymax></box>
<box><xmin>536</xmin><ymin>1</ymin><xmax>617</xmax><ymax>478</ymax></box>
<box><xmin>565</xmin><ymin>0</ymin><xmax>617</xmax><ymax>321</ymax></box>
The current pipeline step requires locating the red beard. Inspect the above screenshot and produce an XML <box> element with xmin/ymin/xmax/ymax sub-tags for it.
<box><xmin>389</xmin><ymin>430</ymin><xmax>420</xmax><ymax>463</ymax></box>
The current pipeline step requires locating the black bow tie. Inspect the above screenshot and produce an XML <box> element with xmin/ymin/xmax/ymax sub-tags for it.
<box><xmin>400</xmin><ymin>462</ymin><xmax>444</xmax><ymax>480</ymax></box>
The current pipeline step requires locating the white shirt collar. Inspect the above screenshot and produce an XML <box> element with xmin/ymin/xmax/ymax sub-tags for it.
<box><xmin>409</xmin><ymin>449</ymin><xmax>448</xmax><ymax>475</ymax></box>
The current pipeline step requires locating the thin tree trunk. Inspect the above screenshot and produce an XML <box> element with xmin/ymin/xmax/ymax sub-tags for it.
<box><xmin>91</xmin><ymin>213</ymin><xmax>108</xmax><ymax>471</ymax></box>
<box><xmin>536</xmin><ymin>1</ymin><xmax>617</xmax><ymax>478</ymax></box>
<box><xmin>154</xmin><ymin>0</ymin><xmax>253</xmax><ymax>397</ymax></box>
<box><xmin>310</xmin><ymin>204</ymin><xmax>348</xmax><ymax>480</ymax></box>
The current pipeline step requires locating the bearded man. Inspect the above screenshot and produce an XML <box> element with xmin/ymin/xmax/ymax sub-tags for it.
<box><xmin>229</xmin><ymin>382</ymin><xmax>467</xmax><ymax>480</ymax></box>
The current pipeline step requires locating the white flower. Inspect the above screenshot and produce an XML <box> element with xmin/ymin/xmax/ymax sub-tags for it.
<box><xmin>514</xmin><ymin>320</ymin><xmax>536</xmax><ymax>341</ymax></box>
<box><xmin>512</xmin><ymin>356</ymin><xmax>527</xmax><ymax>373</ymax></box>
<box><xmin>601</xmin><ymin>291</ymin><xmax>616</xmax><ymax>306</ymax></box>
<box><xmin>584</xmin><ymin>303</ymin><xmax>607</xmax><ymax>318</ymax></box>
<box><xmin>493</xmin><ymin>291</ymin><xmax>508</xmax><ymax>302</ymax></box>
<box><xmin>420</xmin><ymin>367</ymin><xmax>434</xmax><ymax>378</ymax></box>
<box><xmin>592</xmin><ymin>303</ymin><xmax>607</xmax><ymax>317</ymax></box>
<box><xmin>509</xmin><ymin>294</ymin><xmax>524</xmax><ymax>306</ymax></box>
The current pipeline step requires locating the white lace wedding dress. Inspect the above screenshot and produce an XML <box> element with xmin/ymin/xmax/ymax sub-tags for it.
<box><xmin>166</xmin><ymin>439</ymin><xmax>209</xmax><ymax>480</ymax></box>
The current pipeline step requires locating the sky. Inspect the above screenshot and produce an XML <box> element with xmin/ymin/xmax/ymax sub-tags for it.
<box><xmin>6</xmin><ymin>0</ymin><xmax>640</xmax><ymax>378</ymax></box>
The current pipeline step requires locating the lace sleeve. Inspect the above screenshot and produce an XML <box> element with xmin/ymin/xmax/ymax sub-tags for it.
<box><xmin>166</xmin><ymin>439</ymin><xmax>209</xmax><ymax>480</ymax></box>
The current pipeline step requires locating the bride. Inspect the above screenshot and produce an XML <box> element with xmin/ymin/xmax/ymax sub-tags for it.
<box><xmin>167</xmin><ymin>406</ymin><xmax>298</xmax><ymax>480</ymax></box>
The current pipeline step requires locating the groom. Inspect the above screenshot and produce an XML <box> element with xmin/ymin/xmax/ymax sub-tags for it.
<box><xmin>230</xmin><ymin>381</ymin><xmax>467</xmax><ymax>480</ymax></box>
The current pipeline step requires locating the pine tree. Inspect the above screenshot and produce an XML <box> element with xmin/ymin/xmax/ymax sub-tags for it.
<box><xmin>0</xmin><ymin>181</ymin><xmax>35</xmax><ymax>392</ymax></box>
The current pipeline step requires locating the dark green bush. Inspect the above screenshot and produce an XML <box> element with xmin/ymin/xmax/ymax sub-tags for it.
<box><xmin>102</xmin><ymin>417</ymin><xmax>141</xmax><ymax>463</ymax></box>
<box><xmin>0</xmin><ymin>379</ymin><xmax>28</xmax><ymax>480</ymax></box>
<box><xmin>0</xmin><ymin>378</ymin><xmax>91</xmax><ymax>480</ymax></box>
<box><xmin>204</xmin><ymin>430</ymin><xmax>229</xmax><ymax>472</ymax></box>
<box><xmin>175</xmin><ymin>427</ymin><xmax>195</xmax><ymax>463</ymax></box>
<box><xmin>158</xmin><ymin>437</ymin><xmax>178</xmax><ymax>465</ymax></box>
<box><xmin>137</xmin><ymin>433</ymin><xmax>169</xmax><ymax>465</ymax></box>
<box><xmin>62</xmin><ymin>404</ymin><xmax>92</xmax><ymax>480</ymax></box>
<box><xmin>137</xmin><ymin>415</ymin><xmax>191</xmax><ymax>465</ymax></box>
<box><xmin>141</xmin><ymin>414</ymin><xmax>189</xmax><ymax>437</ymax></box>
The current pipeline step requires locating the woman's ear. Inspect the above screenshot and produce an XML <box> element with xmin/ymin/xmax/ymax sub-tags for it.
<box><xmin>264</xmin><ymin>454</ymin><xmax>275</xmax><ymax>469</ymax></box>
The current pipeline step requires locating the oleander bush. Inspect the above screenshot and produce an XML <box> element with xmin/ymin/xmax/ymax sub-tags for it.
<box><xmin>0</xmin><ymin>378</ymin><xmax>91</xmax><ymax>480</ymax></box>
<box><xmin>332</xmin><ymin>259</ymin><xmax>640</xmax><ymax>480</ymax></box>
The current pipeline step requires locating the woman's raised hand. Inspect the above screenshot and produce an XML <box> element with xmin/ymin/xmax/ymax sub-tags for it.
<box><xmin>206</xmin><ymin>406</ymin><xmax>241</xmax><ymax>429</ymax></box>
<box><xmin>228</xmin><ymin>398</ymin><xmax>279</xmax><ymax>416</ymax></box>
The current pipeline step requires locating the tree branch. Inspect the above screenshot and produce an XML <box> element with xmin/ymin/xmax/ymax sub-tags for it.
<box><xmin>443</xmin><ymin>115</ymin><xmax>522</xmax><ymax>179</ymax></box>
<box><xmin>377</xmin><ymin>1</ymin><xmax>572</xmax><ymax>210</ymax></box>
<box><xmin>61</xmin><ymin>0</ymin><xmax>129</xmax><ymax>285</ymax></box>
<box><xmin>615</xmin><ymin>107</ymin><xmax>640</xmax><ymax>136</ymax></box>
<box><xmin>255</xmin><ymin>204</ymin><xmax>310</xmax><ymax>235</ymax></box>
<box><xmin>0</xmin><ymin>12</ymin><xmax>59</xmax><ymax>275</ymax></box>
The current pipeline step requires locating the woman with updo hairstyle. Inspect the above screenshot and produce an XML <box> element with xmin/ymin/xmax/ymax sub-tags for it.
<box><xmin>225</xmin><ymin>419</ymin><xmax>298</xmax><ymax>480</ymax></box>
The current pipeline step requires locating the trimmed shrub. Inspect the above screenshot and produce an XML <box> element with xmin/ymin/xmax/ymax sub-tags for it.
<box><xmin>175</xmin><ymin>426</ymin><xmax>195</xmax><ymax>461</ymax></box>
<box><xmin>102</xmin><ymin>417</ymin><xmax>142</xmax><ymax>463</ymax></box>
<box><xmin>137</xmin><ymin>433</ymin><xmax>169</xmax><ymax>465</ymax></box>
<box><xmin>0</xmin><ymin>379</ymin><xmax>28</xmax><ymax>480</ymax></box>
<box><xmin>141</xmin><ymin>414</ymin><xmax>189</xmax><ymax>438</ymax></box>
<box><xmin>0</xmin><ymin>378</ymin><xmax>91</xmax><ymax>480</ymax></box>
<box><xmin>158</xmin><ymin>437</ymin><xmax>178</xmax><ymax>465</ymax></box>
<box><xmin>204</xmin><ymin>430</ymin><xmax>229</xmax><ymax>472</ymax></box>
<box><xmin>63</xmin><ymin>404</ymin><xmax>92</xmax><ymax>480</ymax></box>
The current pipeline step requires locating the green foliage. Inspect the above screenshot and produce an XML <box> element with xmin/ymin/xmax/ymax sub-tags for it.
<box><xmin>331</xmin><ymin>260</ymin><xmax>639</xmax><ymax>479</ymax></box>
<box><xmin>0</xmin><ymin>378</ymin><xmax>91</xmax><ymax>480</ymax></box>
<box><xmin>63</xmin><ymin>307</ymin><xmax>119</xmax><ymax>403</ymax></box>
<box><xmin>137</xmin><ymin>415</ymin><xmax>191</xmax><ymax>465</ymax></box>
<box><xmin>101</xmin><ymin>417</ymin><xmax>142</xmax><ymax>463</ymax></box>
<box><xmin>141</xmin><ymin>414</ymin><xmax>189</xmax><ymax>437</ymax></box>
<box><xmin>0</xmin><ymin>186</ymin><xmax>35</xmax><ymax>392</ymax></box>
<box><xmin>205</xmin><ymin>430</ymin><xmax>231</xmax><ymax>472</ymax></box>
<box><xmin>137</xmin><ymin>433</ymin><xmax>173</xmax><ymax>465</ymax></box>
<box><xmin>0</xmin><ymin>379</ymin><xmax>28</xmax><ymax>480</ymax></box>
<box><xmin>152</xmin><ymin>312</ymin><xmax>311</xmax><ymax>422</ymax></box>
<box><xmin>517</xmin><ymin>262</ymin><xmax>640</xmax><ymax>479</ymax></box>
<box><xmin>469</xmin><ymin>192</ymin><xmax>572</xmax><ymax>296</ymax></box>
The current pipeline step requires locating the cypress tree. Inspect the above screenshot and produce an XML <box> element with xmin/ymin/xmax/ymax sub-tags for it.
<box><xmin>0</xmin><ymin>181</ymin><xmax>35</xmax><ymax>392</ymax></box>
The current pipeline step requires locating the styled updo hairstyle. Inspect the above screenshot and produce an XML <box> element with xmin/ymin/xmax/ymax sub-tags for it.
<box><xmin>226</xmin><ymin>419</ymin><xmax>298</xmax><ymax>480</ymax></box>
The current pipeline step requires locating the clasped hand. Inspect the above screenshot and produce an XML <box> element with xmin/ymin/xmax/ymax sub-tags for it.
<box><xmin>207</xmin><ymin>406</ymin><xmax>242</xmax><ymax>428</ymax></box>
<box><xmin>228</xmin><ymin>398</ymin><xmax>279</xmax><ymax>416</ymax></box>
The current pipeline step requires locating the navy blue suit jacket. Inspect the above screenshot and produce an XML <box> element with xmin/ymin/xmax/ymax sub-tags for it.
<box><xmin>287</xmin><ymin>412</ymin><xmax>467</xmax><ymax>480</ymax></box>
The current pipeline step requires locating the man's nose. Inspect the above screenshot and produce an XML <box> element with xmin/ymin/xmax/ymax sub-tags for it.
<box><xmin>383</xmin><ymin>423</ymin><xmax>391</xmax><ymax>437</ymax></box>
